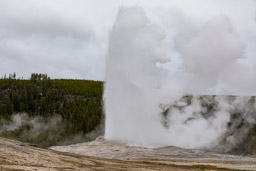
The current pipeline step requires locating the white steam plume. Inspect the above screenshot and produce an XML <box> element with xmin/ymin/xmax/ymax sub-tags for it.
<box><xmin>104</xmin><ymin>6</ymin><xmax>256</xmax><ymax>149</ymax></box>
<box><xmin>104</xmin><ymin>6</ymin><xmax>169</xmax><ymax>146</ymax></box>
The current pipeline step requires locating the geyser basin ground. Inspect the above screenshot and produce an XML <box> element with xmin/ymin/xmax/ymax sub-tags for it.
<box><xmin>51</xmin><ymin>137</ymin><xmax>256</xmax><ymax>171</ymax></box>
<box><xmin>2</xmin><ymin>137</ymin><xmax>256</xmax><ymax>170</ymax></box>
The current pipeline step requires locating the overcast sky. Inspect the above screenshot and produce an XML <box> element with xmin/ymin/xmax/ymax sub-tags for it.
<box><xmin>0</xmin><ymin>0</ymin><xmax>255</xmax><ymax>80</ymax></box>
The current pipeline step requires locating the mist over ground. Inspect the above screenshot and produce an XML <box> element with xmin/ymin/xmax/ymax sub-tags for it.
<box><xmin>0</xmin><ymin>113</ymin><xmax>103</xmax><ymax>147</ymax></box>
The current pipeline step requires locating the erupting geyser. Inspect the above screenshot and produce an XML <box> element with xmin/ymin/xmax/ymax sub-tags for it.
<box><xmin>104</xmin><ymin>6</ymin><xmax>168</xmax><ymax>147</ymax></box>
<box><xmin>104</xmin><ymin>6</ymin><xmax>256</xmax><ymax>149</ymax></box>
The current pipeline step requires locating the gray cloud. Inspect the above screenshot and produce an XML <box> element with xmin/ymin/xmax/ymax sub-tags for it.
<box><xmin>0</xmin><ymin>0</ymin><xmax>105</xmax><ymax>80</ymax></box>
<box><xmin>0</xmin><ymin>0</ymin><xmax>255</xmax><ymax>80</ymax></box>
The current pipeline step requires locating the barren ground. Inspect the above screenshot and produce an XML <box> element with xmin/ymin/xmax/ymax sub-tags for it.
<box><xmin>1</xmin><ymin>137</ymin><xmax>256</xmax><ymax>171</ymax></box>
<box><xmin>51</xmin><ymin>137</ymin><xmax>256</xmax><ymax>171</ymax></box>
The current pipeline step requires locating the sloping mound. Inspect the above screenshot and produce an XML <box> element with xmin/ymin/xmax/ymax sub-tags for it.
<box><xmin>51</xmin><ymin>137</ymin><xmax>256</xmax><ymax>171</ymax></box>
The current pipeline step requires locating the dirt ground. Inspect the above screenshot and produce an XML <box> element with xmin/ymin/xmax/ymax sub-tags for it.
<box><xmin>1</xmin><ymin>137</ymin><xmax>256</xmax><ymax>171</ymax></box>
<box><xmin>51</xmin><ymin>137</ymin><xmax>256</xmax><ymax>171</ymax></box>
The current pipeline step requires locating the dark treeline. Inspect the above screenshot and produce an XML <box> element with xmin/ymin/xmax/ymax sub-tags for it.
<box><xmin>0</xmin><ymin>73</ymin><xmax>103</xmax><ymax>146</ymax></box>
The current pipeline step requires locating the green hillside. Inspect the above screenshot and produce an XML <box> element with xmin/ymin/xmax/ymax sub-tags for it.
<box><xmin>0</xmin><ymin>73</ymin><xmax>103</xmax><ymax>147</ymax></box>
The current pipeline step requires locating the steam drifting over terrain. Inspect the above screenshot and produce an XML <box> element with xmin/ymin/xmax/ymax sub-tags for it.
<box><xmin>0</xmin><ymin>113</ymin><xmax>64</xmax><ymax>146</ymax></box>
<box><xmin>104</xmin><ymin>6</ymin><xmax>256</xmax><ymax>151</ymax></box>
<box><xmin>0</xmin><ymin>113</ymin><xmax>103</xmax><ymax>147</ymax></box>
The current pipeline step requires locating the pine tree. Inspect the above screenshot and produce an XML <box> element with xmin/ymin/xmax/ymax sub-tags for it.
<box><xmin>6</xmin><ymin>98</ymin><xmax>14</xmax><ymax>114</ymax></box>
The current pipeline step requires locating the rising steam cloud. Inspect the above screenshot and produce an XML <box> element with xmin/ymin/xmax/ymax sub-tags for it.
<box><xmin>104</xmin><ymin>6</ymin><xmax>256</xmax><ymax>149</ymax></box>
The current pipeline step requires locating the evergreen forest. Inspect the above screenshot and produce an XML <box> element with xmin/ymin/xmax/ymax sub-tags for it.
<box><xmin>0</xmin><ymin>73</ymin><xmax>103</xmax><ymax>147</ymax></box>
